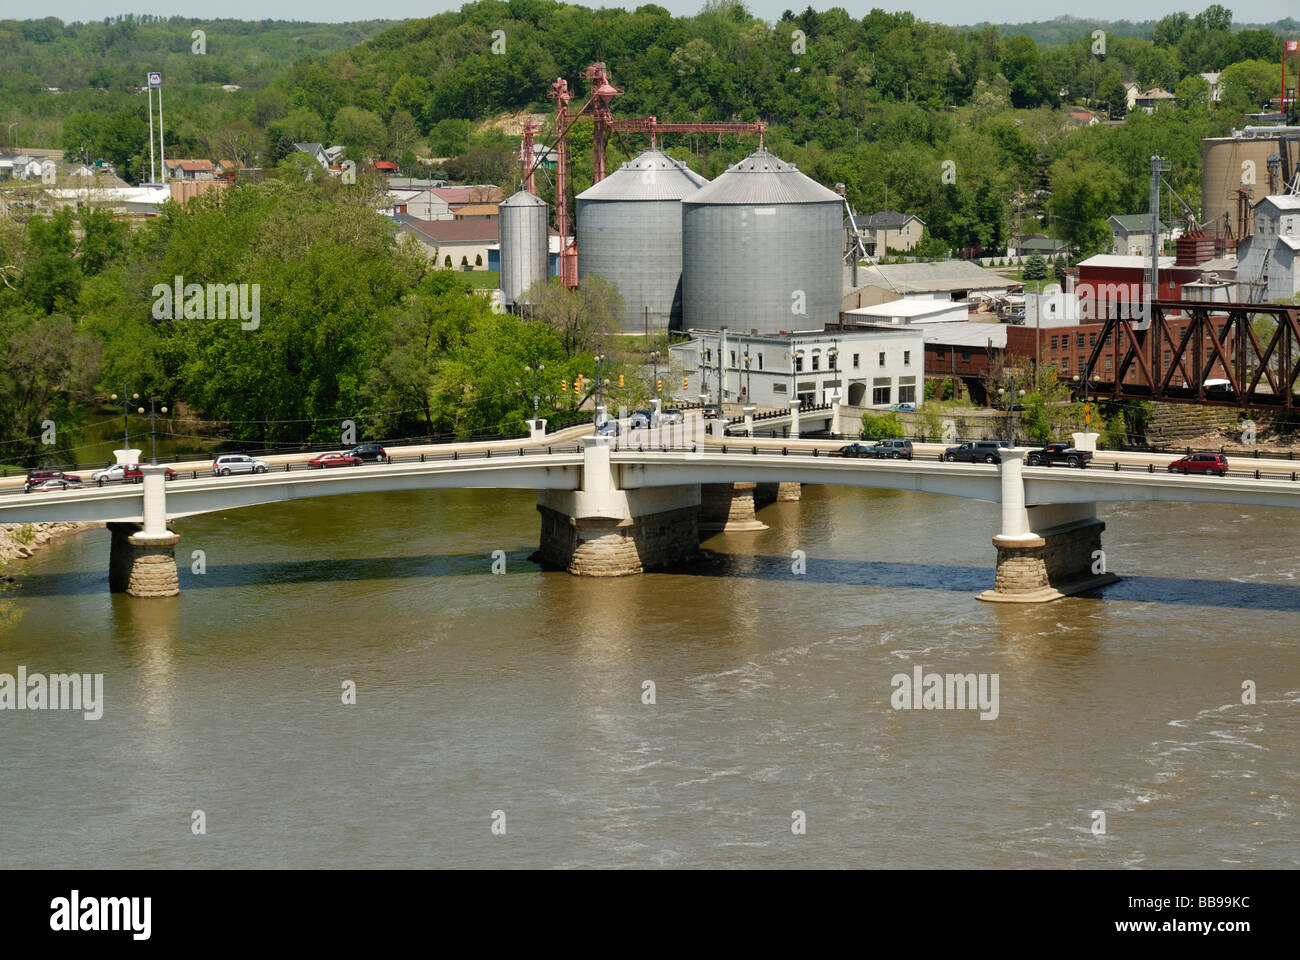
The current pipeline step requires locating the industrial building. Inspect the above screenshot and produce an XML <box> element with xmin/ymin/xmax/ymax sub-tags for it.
<box><xmin>1236</xmin><ymin>194</ymin><xmax>1300</xmax><ymax>302</ymax></box>
<box><xmin>1201</xmin><ymin>128</ymin><xmax>1300</xmax><ymax>247</ymax></box>
<box><xmin>680</xmin><ymin>148</ymin><xmax>843</xmax><ymax>334</ymax></box>
<box><xmin>576</xmin><ymin>149</ymin><xmax>708</xmax><ymax>332</ymax></box>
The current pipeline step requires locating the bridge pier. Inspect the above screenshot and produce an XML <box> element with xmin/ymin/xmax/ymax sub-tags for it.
<box><xmin>700</xmin><ymin>482</ymin><xmax>768</xmax><ymax>532</ymax></box>
<box><xmin>978</xmin><ymin>451</ymin><xmax>1119</xmax><ymax>602</ymax></box>
<box><xmin>533</xmin><ymin>436</ymin><xmax>703</xmax><ymax>575</ymax></box>
<box><xmin>107</xmin><ymin>465</ymin><xmax>180</xmax><ymax>597</ymax></box>
<box><xmin>754</xmin><ymin>482</ymin><xmax>802</xmax><ymax>505</ymax></box>
<box><xmin>109</xmin><ymin>523</ymin><xmax>181</xmax><ymax>597</ymax></box>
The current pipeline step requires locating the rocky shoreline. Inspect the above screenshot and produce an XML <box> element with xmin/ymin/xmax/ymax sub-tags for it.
<box><xmin>1</xmin><ymin>522</ymin><xmax>99</xmax><ymax>566</ymax></box>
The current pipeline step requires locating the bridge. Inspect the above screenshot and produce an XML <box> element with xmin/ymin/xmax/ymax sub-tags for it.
<box><xmin>5</xmin><ymin>434</ymin><xmax>1300</xmax><ymax>603</ymax></box>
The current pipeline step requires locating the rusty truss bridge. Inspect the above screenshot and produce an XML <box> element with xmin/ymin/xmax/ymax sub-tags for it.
<box><xmin>1082</xmin><ymin>301</ymin><xmax>1300</xmax><ymax>409</ymax></box>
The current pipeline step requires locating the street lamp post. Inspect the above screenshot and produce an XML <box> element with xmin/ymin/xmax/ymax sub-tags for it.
<box><xmin>137</xmin><ymin>396</ymin><xmax>168</xmax><ymax>465</ymax></box>
<box><xmin>524</xmin><ymin>355</ymin><xmax>544</xmax><ymax>418</ymax></box>
<box><xmin>110</xmin><ymin>389</ymin><xmax>139</xmax><ymax>452</ymax></box>
<box><xmin>997</xmin><ymin>378</ymin><xmax>1026</xmax><ymax>446</ymax></box>
<box><xmin>742</xmin><ymin>352</ymin><xmax>752</xmax><ymax>400</ymax></box>
<box><xmin>650</xmin><ymin>350</ymin><xmax>660</xmax><ymax>399</ymax></box>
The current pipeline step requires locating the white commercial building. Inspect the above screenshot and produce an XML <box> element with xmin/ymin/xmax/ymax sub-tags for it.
<box><xmin>670</xmin><ymin>327</ymin><xmax>925</xmax><ymax>410</ymax></box>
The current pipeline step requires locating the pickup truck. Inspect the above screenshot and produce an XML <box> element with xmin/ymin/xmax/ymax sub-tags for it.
<box><xmin>1024</xmin><ymin>442</ymin><xmax>1091</xmax><ymax>468</ymax></box>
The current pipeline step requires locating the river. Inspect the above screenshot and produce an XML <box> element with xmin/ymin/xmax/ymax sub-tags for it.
<box><xmin>1</xmin><ymin>484</ymin><xmax>1297</xmax><ymax>868</ymax></box>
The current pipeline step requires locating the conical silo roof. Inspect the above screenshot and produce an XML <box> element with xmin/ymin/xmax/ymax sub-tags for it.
<box><xmin>684</xmin><ymin>147</ymin><xmax>842</xmax><ymax>205</ymax></box>
<box><xmin>577</xmin><ymin>149</ymin><xmax>709</xmax><ymax>202</ymax></box>
<box><xmin>499</xmin><ymin>189</ymin><xmax>548</xmax><ymax>208</ymax></box>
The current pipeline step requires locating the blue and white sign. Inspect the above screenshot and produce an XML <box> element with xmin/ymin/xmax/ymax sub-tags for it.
<box><xmin>147</xmin><ymin>72</ymin><xmax>162</xmax><ymax>88</ymax></box>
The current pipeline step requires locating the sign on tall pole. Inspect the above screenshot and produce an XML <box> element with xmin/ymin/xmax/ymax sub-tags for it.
<box><xmin>146</xmin><ymin>72</ymin><xmax>160</xmax><ymax>183</ymax></box>
<box><xmin>149</xmin><ymin>72</ymin><xmax>166</xmax><ymax>183</ymax></box>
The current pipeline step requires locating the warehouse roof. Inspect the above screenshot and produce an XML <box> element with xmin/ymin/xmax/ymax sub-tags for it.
<box><xmin>844</xmin><ymin>260</ymin><xmax>1011</xmax><ymax>295</ymax></box>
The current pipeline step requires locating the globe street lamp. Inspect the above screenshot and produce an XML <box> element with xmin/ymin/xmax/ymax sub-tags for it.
<box><xmin>997</xmin><ymin>380</ymin><xmax>1026</xmax><ymax>446</ymax></box>
<box><xmin>110</xmin><ymin>389</ymin><xmax>139</xmax><ymax>452</ymax></box>
<box><xmin>136</xmin><ymin>396</ymin><xmax>168</xmax><ymax>465</ymax></box>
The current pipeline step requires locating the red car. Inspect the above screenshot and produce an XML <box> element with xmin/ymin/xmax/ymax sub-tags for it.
<box><xmin>1168</xmin><ymin>453</ymin><xmax>1229</xmax><ymax>476</ymax></box>
<box><xmin>308</xmin><ymin>452</ymin><xmax>363</xmax><ymax>469</ymax></box>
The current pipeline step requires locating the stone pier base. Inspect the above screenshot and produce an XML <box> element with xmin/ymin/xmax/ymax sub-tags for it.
<box><xmin>108</xmin><ymin>522</ymin><xmax>180</xmax><ymax>597</ymax></box>
<box><xmin>754</xmin><ymin>482</ymin><xmax>802</xmax><ymax>505</ymax></box>
<box><xmin>977</xmin><ymin>517</ymin><xmax>1119</xmax><ymax>603</ymax></box>
<box><xmin>535</xmin><ymin>504</ymin><xmax>701</xmax><ymax>576</ymax></box>
<box><xmin>534</xmin><ymin>483</ymin><xmax>703</xmax><ymax>576</ymax></box>
<box><xmin>700</xmin><ymin>482</ymin><xmax>768</xmax><ymax>532</ymax></box>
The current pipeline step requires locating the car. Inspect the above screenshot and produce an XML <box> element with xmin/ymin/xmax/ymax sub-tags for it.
<box><xmin>889</xmin><ymin>403</ymin><xmax>916</xmax><ymax>412</ymax></box>
<box><xmin>26</xmin><ymin>468</ymin><xmax>83</xmax><ymax>484</ymax></box>
<box><xmin>829</xmin><ymin>443</ymin><xmax>882</xmax><ymax>458</ymax></box>
<box><xmin>594</xmin><ymin>419</ymin><xmax>620</xmax><ymax>437</ymax></box>
<box><xmin>92</xmin><ymin>463</ymin><xmax>178</xmax><ymax>486</ymax></box>
<box><xmin>308</xmin><ymin>452</ymin><xmax>363</xmax><ymax>469</ymax></box>
<box><xmin>943</xmin><ymin>440</ymin><xmax>1009</xmax><ymax>464</ymax></box>
<box><xmin>24</xmin><ymin>477</ymin><xmax>83</xmax><ymax>494</ymax></box>
<box><xmin>1025</xmin><ymin>442</ymin><xmax>1091</xmax><ymax>469</ymax></box>
<box><xmin>872</xmin><ymin>439</ymin><xmax>914</xmax><ymax>460</ymax></box>
<box><xmin>1168</xmin><ymin>452</ymin><xmax>1229</xmax><ymax>476</ymax></box>
<box><xmin>628</xmin><ymin>410</ymin><xmax>654</xmax><ymax>430</ymax></box>
<box><xmin>212</xmin><ymin>454</ymin><xmax>269</xmax><ymax>476</ymax></box>
<box><xmin>702</xmin><ymin>403</ymin><xmax>724</xmax><ymax>420</ymax></box>
<box><xmin>347</xmin><ymin>443</ymin><xmax>388</xmax><ymax>463</ymax></box>
<box><xmin>659</xmin><ymin>408</ymin><xmax>684</xmax><ymax>425</ymax></box>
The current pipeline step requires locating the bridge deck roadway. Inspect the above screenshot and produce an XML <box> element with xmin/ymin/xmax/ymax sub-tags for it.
<box><xmin>3</xmin><ymin>444</ymin><xmax>1300</xmax><ymax>526</ymax></box>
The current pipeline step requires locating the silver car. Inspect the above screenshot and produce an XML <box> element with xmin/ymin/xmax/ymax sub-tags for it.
<box><xmin>659</xmin><ymin>408</ymin><xmax>684</xmax><ymax>425</ymax></box>
<box><xmin>212</xmin><ymin>454</ymin><xmax>269</xmax><ymax>476</ymax></box>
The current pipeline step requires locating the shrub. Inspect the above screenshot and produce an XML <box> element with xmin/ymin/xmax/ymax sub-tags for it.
<box><xmin>860</xmin><ymin>411</ymin><xmax>905</xmax><ymax>439</ymax></box>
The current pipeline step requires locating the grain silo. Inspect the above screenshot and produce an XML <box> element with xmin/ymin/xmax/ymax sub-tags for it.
<box><xmin>681</xmin><ymin>147</ymin><xmax>842</xmax><ymax>334</ymax></box>
<box><xmin>499</xmin><ymin>190</ymin><xmax>549</xmax><ymax>308</ymax></box>
<box><xmin>576</xmin><ymin>149</ymin><xmax>709</xmax><ymax>333</ymax></box>
<box><xmin>1201</xmin><ymin>132</ymin><xmax>1300</xmax><ymax>239</ymax></box>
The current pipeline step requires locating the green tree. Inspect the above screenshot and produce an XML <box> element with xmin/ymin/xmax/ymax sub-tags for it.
<box><xmin>1022</xmin><ymin>253</ymin><xmax>1048</xmax><ymax>281</ymax></box>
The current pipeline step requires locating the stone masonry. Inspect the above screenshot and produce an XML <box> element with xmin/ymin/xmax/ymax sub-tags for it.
<box><xmin>535</xmin><ymin>504</ymin><xmax>701</xmax><ymax>576</ymax></box>
<box><xmin>108</xmin><ymin>522</ymin><xmax>180</xmax><ymax>597</ymax></box>
<box><xmin>982</xmin><ymin>518</ymin><xmax>1119</xmax><ymax>602</ymax></box>
<box><xmin>699</xmin><ymin>482</ymin><xmax>768</xmax><ymax>532</ymax></box>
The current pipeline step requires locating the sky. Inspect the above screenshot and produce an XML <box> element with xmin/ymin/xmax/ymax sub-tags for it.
<box><xmin>16</xmin><ymin>2</ymin><xmax>1300</xmax><ymax>28</ymax></box>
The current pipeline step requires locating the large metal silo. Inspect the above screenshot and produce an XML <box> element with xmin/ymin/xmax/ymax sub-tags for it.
<box><xmin>681</xmin><ymin>148</ymin><xmax>842</xmax><ymax>334</ymax></box>
<box><xmin>499</xmin><ymin>190</ymin><xmax>549</xmax><ymax>307</ymax></box>
<box><xmin>577</xmin><ymin>149</ymin><xmax>709</xmax><ymax>333</ymax></box>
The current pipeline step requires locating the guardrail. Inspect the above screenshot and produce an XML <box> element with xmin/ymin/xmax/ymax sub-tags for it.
<box><xmin>10</xmin><ymin>442</ymin><xmax>1300</xmax><ymax>496</ymax></box>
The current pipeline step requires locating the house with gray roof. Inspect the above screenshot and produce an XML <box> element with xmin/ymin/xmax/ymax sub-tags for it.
<box><xmin>857</xmin><ymin>209</ymin><xmax>925</xmax><ymax>255</ymax></box>
<box><xmin>1109</xmin><ymin>214</ymin><xmax>1168</xmax><ymax>257</ymax></box>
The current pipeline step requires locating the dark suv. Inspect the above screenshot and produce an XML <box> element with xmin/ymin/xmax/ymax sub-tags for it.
<box><xmin>1168</xmin><ymin>452</ymin><xmax>1229</xmax><ymax>476</ymax></box>
<box><xmin>942</xmin><ymin>440</ymin><xmax>1008</xmax><ymax>464</ymax></box>
<box><xmin>347</xmin><ymin>443</ymin><xmax>388</xmax><ymax>463</ymax></box>
<box><xmin>872</xmin><ymin>439</ymin><xmax>913</xmax><ymax>460</ymax></box>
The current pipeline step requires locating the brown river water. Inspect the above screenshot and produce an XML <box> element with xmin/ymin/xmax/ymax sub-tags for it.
<box><xmin>1</xmin><ymin>484</ymin><xmax>1297</xmax><ymax>868</ymax></box>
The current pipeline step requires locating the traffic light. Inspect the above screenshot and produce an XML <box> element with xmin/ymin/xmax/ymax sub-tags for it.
<box><xmin>560</xmin><ymin>378</ymin><xmax>567</xmax><ymax>393</ymax></box>
<box><xmin>1084</xmin><ymin>402</ymin><xmax>1091</xmax><ymax>427</ymax></box>
<box><xmin>618</xmin><ymin>374</ymin><xmax>625</xmax><ymax>388</ymax></box>
<box><xmin>656</xmin><ymin>378</ymin><xmax>663</xmax><ymax>394</ymax></box>
<box><xmin>682</xmin><ymin>376</ymin><xmax>689</xmax><ymax>390</ymax></box>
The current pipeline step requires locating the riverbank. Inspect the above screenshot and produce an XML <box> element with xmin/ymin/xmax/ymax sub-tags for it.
<box><xmin>0</xmin><ymin>521</ymin><xmax>98</xmax><ymax>566</ymax></box>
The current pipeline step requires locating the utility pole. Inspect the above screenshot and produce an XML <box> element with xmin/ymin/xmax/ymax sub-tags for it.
<box><xmin>1148</xmin><ymin>155</ymin><xmax>1168</xmax><ymax>316</ymax></box>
